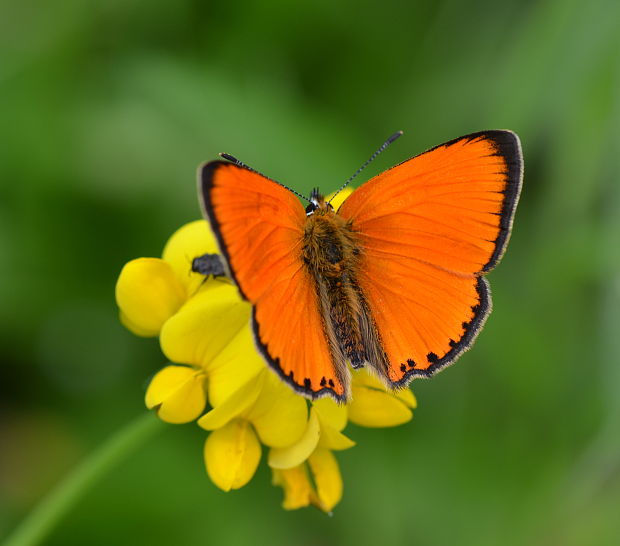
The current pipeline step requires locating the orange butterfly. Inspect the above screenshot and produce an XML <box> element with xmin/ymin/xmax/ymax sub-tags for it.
<box><xmin>198</xmin><ymin>131</ymin><xmax>523</xmax><ymax>402</ymax></box>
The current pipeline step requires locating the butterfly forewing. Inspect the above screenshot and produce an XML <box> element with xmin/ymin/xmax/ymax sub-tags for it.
<box><xmin>199</xmin><ymin>162</ymin><xmax>349</xmax><ymax>400</ymax></box>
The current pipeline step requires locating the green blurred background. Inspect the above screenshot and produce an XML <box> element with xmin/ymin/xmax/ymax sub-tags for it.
<box><xmin>1</xmin><ymin>0</ymin><xmax>619</xmax><ymax>544</ymax></box>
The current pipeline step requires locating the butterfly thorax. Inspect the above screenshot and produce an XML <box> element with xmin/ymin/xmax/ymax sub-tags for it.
<box><xmin>302</xmin><ymin>208</ymin><xmax>358</xmax><ymax>275</ymax></box>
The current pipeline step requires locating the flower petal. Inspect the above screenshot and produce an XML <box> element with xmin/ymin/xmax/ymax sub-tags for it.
<box><xmin>395</xmin><ymin>387</ymin><xmax>417</xmax><ymax>409</ymax></box>
<box><xmin>268</xmin><ymin>408</ymin><xmax>321</xmax><ymax>469</ymax></box>
<box><xmin>159</xmin><ymin>283</ymin><xmax>263</xmax><ymax>405</ymax></box>
<box><xmin>348</xmin><ymin>383</ymin><xmax>413</xmax><ymax>428</ymax></box>
<box><xmin>204</xmin><ymin>419</ymin><xmax>261</xmax><ymax>491</ymax></box>
<box><xmin>351</xmin><ymin>368</ymin><xmax>385</xmax><ymax>389</ymax></box>
<box><xmin>116</xmin><ymin>258</ymin><xmax>186</xmax><ymax>337</ymax></box>
<box><xmin>160</xmin><ymin>283</ymin><xmax>247</xmax><ymax>365</ymax></box>
<box><xmin>206</xmin><ymin>325</ymin><xmax>265</xmax><ymax>407</ymax></box>
<box><xmin>162</xmin><ymin>220</ymin><xmax>221</xmax><ymax>296</ymax></box>
<box><xmin>325</xmin><ymin>186</ymin><xmax>355</xmax><ymax>211</ymax></box>
<box><xmin>119</xmin><ymin>311</ymin><xmax>155</xmax><ymax>338</ymax></box>
<box><xmin>308</xmin><ymin>449</ymin><xmax>343</xmax><ymax>513</ymax></box>
<box><xmin>351</xmin><ymin>368</ymin><xmax>416</xmax><ymax>408</ymax></box>
<box><xmin>145</xmin><ymin>365</ymin><xmax>206</xmax><ymax>424</ymax></box>
<box><xmin>247</xmin><ymin>371</ymin><xmax>308</xmax><ymax>448</ymax></box>
<box><xmin>313</xmin><ymin>397</ymin><xmax>347</xmax><ymax>431</ymax></box>
<box><xmin>271</xmin><ymin>466</ymin><xmax>313</xmax><ymax>510</ymax></box>
<box><xmin>197</xmin><ymin>372</ymin><xmax>265</xmax><ymax>431</ymax></box>
<box><xmin>317</xmin><ymin>420</ymin><xmax>355</xmax><ymax>451</ymax></box>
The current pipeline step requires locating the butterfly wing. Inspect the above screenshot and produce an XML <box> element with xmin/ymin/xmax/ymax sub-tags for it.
<box><xmin>199</xmin><ymin>162</ymin><xmax>348</xmax><ymax>401</ymax></box>
<box><xmin>338</xmin><ymin>130</ymin><xmax>523</xmax><ymax>385</ymax></box>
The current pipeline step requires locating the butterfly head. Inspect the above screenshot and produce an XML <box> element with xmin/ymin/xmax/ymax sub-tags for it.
<box><xmin>305</xmin><ymin>188</ymin><xmax>333</xmax><ymax>216</ymax></box>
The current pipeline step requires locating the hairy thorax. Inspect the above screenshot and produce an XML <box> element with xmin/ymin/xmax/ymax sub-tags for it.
<box><xmin>302</xmin><ymin>210</ymin><xmax>360</xmax><ymax>279</ymax></box>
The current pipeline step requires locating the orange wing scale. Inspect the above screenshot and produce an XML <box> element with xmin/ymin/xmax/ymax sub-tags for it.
<box><xmin>200</xmin><ymin>162</ymin><xmax>346</xmax><ymax>400</ymax></box>
<box><xmin>339</xmin><ymin>131</ymin><xmax>522</xmax><ymax>385</ymax></box>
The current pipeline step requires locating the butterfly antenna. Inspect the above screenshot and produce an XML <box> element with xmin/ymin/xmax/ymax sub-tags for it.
<box><xmin>327</xmin><ymin>130</ymin><xmax>403</xmax><ymax>205</ymax></box>
<box><xmin>219</xmin><ymin>153</ymin><xmax>311</xmax><ymax>203</ymax></box>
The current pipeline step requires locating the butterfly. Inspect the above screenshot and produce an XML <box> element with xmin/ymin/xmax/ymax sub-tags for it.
<box><xmin>198</xmin><ymin>130</ymin><xmax>523</xmax><ymax>402</ymax></box>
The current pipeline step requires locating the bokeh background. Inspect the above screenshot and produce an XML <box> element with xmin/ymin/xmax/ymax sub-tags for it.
<box><xmin>2</xmin><ymin>0</ymin><xmax>620</xmax><ymax>544</ymax></box>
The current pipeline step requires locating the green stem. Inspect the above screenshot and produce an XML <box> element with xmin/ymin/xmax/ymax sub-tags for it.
<box><xmin>3</xmin><ymin>413</ymin><xmax>164</xmax><ymax>546</ymax></box>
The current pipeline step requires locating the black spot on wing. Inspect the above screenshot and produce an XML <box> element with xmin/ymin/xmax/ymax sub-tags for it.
<box><xmin>426</xmin><ymin>352</ymin><xmax>439</xmax><ymax>364</ymax></box>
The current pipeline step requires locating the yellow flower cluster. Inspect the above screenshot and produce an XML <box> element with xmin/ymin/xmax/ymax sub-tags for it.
<box><xmin>115</xmin><ymin>214</ymin><xmax>416</xmax><ymax>512</ymax></box>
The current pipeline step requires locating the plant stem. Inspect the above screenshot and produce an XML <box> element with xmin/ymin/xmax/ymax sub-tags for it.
<box><xmin>3</xmin><ymin>412</ymin><xmax>164</xmax><ymax>546</ymax></box>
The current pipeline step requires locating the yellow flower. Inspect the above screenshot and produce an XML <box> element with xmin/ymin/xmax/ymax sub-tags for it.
<box><xmin>197</xmin><ymin>369</ymin><xmax>308</xmax><ymax>490</ymax></box>
<box><xmin>267</xmin><ymin>397</ymin><xmax>352</xmax><ymax>512</ymax></box>
<box><xmin>328</xmin><ymin>185</ymin><xmax>354</xmax><ymax>210</ymax></box>
<box><xmin>115</xmin><ymin>220</ymin><xmax>264</xmax><ymax>423</ymax></box>
<box><xmin>144</xmin><ymin>365</ymin><xmax>207</xmax><ymax>424</ymax></box>
<box><xmin>349</xmin><ymin>370</ymin><xmax>417</xmax><ymax>427</ymax></box>
<box><xmin>116</xmin><ymin>220</ymin><xmax>220</xmax><ymax>337</ymax></box>
<box><xmin>203</xmin><ymin>419</ymin><xmax>261</xmax><ymax>491</ymax></box>
<box><xmin>272</xmin><ymin>448</ymin><xmax>343</xmax><ymax>512</ymax></box>
<box><xmin>116</xmin><ymin>218</ymin><xmax>418</xmax><ymax>512</ymax></box>
<box><xmin>159</xmin><ymin>283</ymin><xmax>263</xmax><ymax>408</ymax></box>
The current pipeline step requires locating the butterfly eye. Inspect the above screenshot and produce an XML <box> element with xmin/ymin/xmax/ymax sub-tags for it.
<box><xmin>305</xmin><ymin>202</ymin><xmax>318</xmax><ymax>215</ymax></box>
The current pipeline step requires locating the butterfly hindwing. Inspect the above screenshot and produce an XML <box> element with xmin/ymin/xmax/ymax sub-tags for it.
<box><xmin>199</xmin><ymin>162</ymin><xmax>348</xmax><ymax>400</ymax></box>
<box><xmin>338</xmin><ymin>130</ymin><xmax>523</xmax><ymax>385</ymax></box>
